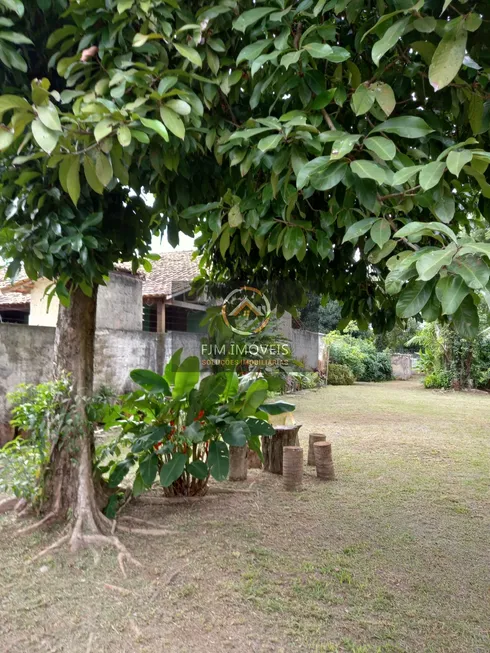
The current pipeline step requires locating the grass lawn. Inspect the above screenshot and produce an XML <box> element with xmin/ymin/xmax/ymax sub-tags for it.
<box><xmin>1</xmin><ymin>379</ymin><xmax>489</xmax><ymax>653</ymax></box>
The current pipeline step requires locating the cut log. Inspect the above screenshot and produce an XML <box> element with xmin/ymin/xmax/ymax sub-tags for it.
<box><xmin>314</xmin><ymin>441</ymin><xmax>336</xmax><ymax>480</ymax></box>
<box><xmin>262</xmin><ymin>424</ymin><xmax>302</xmax><ymax>474</ymax></box>
<box><xmin>307</xmin><ymin>433</ymin><xmax>326</xmax><ymax>465</ymax></box>
<box><xmin>283</xmin><ymin>446</ymin><xmax>303</xmax><ymax>491</ymax></box>
<box><xmin>247</xmin><ymin>447</ymin><xmax>262</xmax><ymax>469</ymax></box>
<box><xmin>229</xmin><ymin>445</ymin><xmax>248</xmax><ymax>481</ymax></box>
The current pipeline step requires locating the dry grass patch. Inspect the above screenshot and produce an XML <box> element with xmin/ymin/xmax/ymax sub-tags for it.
<box><xmin>0</xmin><ymin>379</ymin><xmax>489</xmax><ymax>652</ymax></box>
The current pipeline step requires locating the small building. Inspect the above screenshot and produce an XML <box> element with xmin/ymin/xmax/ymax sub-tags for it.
<box><xmin>0</xmin><ymin>251</ymin><xmax>207</xmax><ymax>334</ymax></box>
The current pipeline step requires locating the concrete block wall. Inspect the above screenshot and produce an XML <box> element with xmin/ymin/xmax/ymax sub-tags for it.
<box><xmin>0</xmin><ymin>324</ymin><xmax>164</xmax><ymax>444</ymax></box>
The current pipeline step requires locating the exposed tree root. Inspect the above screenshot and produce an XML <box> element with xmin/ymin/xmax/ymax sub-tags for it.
<box><xmin>17</xmin><ymin>509</ymin><xmax>62</xmax><ymax>535</ymax></box>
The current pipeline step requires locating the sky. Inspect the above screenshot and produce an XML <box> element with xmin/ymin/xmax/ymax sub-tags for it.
<box><xmin>151</xmin><ymin>232</ymin><xmax>195</xmax><ymax>253</ymax></box>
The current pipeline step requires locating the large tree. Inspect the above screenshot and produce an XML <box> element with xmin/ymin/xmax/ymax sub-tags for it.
<box><xmin>1</xmin><ymin>0</ymin><xmax>490</xmax><ymax>554</ymax></box>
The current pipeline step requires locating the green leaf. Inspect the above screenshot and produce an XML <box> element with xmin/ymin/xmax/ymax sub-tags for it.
<box><xmin>95</xmin><ymin>152</ymin><xmax>113</xmax><ymax>187</ymax></box>
<box><xmin>370</xmin><ymin>116</ymin><xmax>433</xmax><ymax>139</ymax></box>
<box><xmin>94</xmin><ymin>118</ymin><xmax>113</xmax><ymax>142</ymax></box>
<box><xmin>310</xmin><ymin>160</ymin><xmax>348</xmax><ymax>191</ymax></box>
<box><xmin>446</xmin><ymin>150</ymin><xmax>473</xmax><ymax>178</ymax></box>
<box><xmin>449</xmin><ymin>256</ymin><xmax>490</xmax><ymax>290</ymax></box>
<box><xmin>373</xmin><ymin>83</ymin><xmax>396</xmax><ymax>117</ymax></box>
<box><xmin>0</xmin><ymin>94</ymin><xmax>32</xmax><ymax>113</ymax></box>
<box><xmin>131</xmin><ymin>426</ymin><xmax>169</xmax><ymax>454</ymax></box>
<box><xmin>108</xmin><ymin>459</ymin><xmax>134</xmax><ymax>488</ymax></box>
<box><xmin>186</xmin><ymin>460</ymin><xmax>209</xmax><ymax>480</ymax></box>
<box><xmin>429</xmin><ymin>24</ymin><xmax>467</xmax><ymax>92</ymax></box>
<box><xmin>330</xmin><ymin>134</ymin><xmax>361</xmax><ymax>160</ymax></box>
<box><xmin>174</xmin><ymin>43</ymin><xmax>202</xmax><ymax>67</ymax></box>
<box><xmin>304</xmin><ymin>42</ymin><xmax>334</xmax><ymax>58</ymax></box>
<box><xmin>165</xmin><ymin>99</ymin><xmax>191</xmax><ymax>116</ymax></box>
<box><xmin>222</xmin><ymin>421</ymin><xmax>251</xmax><ymax>447</ymax></box>
<box><xmin>280</xmin><ymin>50</ymin><xmax>302</xmax><ymax>70</ymax></box>
<box><xmin>352</xmin><ymin>84</ymin><xmax>374</xmax><ymax>116</ymax></box>
<box><xmin>452</xmin><ymin>296</ymin><xmax>479</xmax><ymax>339</ymax></box>
<box><xmin>140</xmin><ymin>117</ymin><xmax>169</xmax><ymax>142</ymax></box>
<box><xmin>0</xmin><ymin>127</ymin><xmax>14</xmax><ymax>151</ymax></box>
<box><xmin>415</xmin><ymin>245</ymin><xmax>456</xmax><ymax>281</ymax></box>
<box><xmin>436</xmin><ymin>275</ymin><xmax>469</xmax><ymax>315</ymax></box>
<box><xmin>364</xmin><ymin>136</ymin><xmax>396</xmax><ymax>161</ymax></box>
<box><xmin>419</xmin><ymin>162</ymin><xmax>446</xmax><ymax>190</ymax></box>
<box><xmin>139</xmin><ymin>452</ymin><xmax>158</xmax><ymax>487</ymax></box>
<box><xmin>413</xmin><ymin>16</ymin><xmax>437</xmax><ymax>33</ymax></box>
<box><xmin>396</xmin><ymin>280</ymin><xmax>434</xmax><ymax>318</ymax></box>
<box><xmin>233</xmin><ymin>7</ymin><xmax>276</xmax><ymax>32</ymax></box>
<box><xmin>372</xmin><ymin>17</ymin><xmax>410</xmax><ymax>66</ymax></box>
<box><xmin>296</xmin><ymin>156</ymin><xmax>330</xmax><ymax>189</ymax></box>
<box><xmin>65</xmin><ymin>156</ymin><xmax>80</xmax><ymax>206</ymax></box>
<box><xmin>342</xmin><ymin>218</ymin><xmax>377</xmax><ymax>243</ymax></box>
<box><xmin>208</xmin><ymin>441</ymin><xmax>229</xmax><ymax>481</ymax></box>
<box><xmin>258</xmin><ymin>133</ymin><xmax>282</xmax><ymax>152</ymax></box>
<box><xmin>244</xmin><ymin>416</ymin><xmax>275</xmax><ymax>436</ymax></box>
<box><xmin>229</xmin><ymin>127</ymin><xmax>275</xmax><ymax>142</ymax></box>
<box><xmin>351</xmin><ymin>160</ymin><xmax>387</xmax><ymax>184</ymax></box>
<box><xmin>160</xmin><ymin>106</ymin><xmax>185</xmax><ymax>140</ymax></box>
<box><xmin>173</xmin><ymin>356</ymin><xmax>200</xmax><ymax>397</ymax></box>
<box><xmin>130</xmin><ymin>369</ymin><xmax>171</xmax><ymax>395</ymax></box>
<box><xmin>36</xmin><ymin>101</ymin><xmax>61</xmax><ymax>132</ymax></box>
<box><xmin>370</xmin><ymin>219</ymin><xmax>391</xmax><ymax>248</ymax></box>
<box><xmin>394</xmin><ymin>221</ymin><xmax>457</xmax><ymax>243</ymax></box>
<box><xmin>237</xmin><ymin>40</ymin><xmax>271</xmax><ymax>64</ymax></box>
<box><xmin>369</xmin><ymin>240</ymin><xmax>397</xmax><ymax>264</ymax></box>
<box><xmin>164</xmin><ymin>348</ymin><xmax>182</xmax><ymax>385</ymax></box>
<box><xmin>259</xmin><ymin>401</ymin><xmax>295</xmax><ymax>415</ymax></box>
<box><xmin>228</xmin><ymin>204</ymin><xmax>243</xmax><ymax>228</ymax></box>
<box><xmin>391</xmin><ymin>166</ymin><xmax>423</xmax><ymax>186</ymax></box>
<box><xmin>83</xmin><ymin>156</ymin><xmax>104</xmax><ymax>194</ymax></box>
<box><xmin>283</xmin><ymin>227</ymin><xmax>306</xmax><ymax>261</ymax></box>
<box><xmin>117</xmin><ymin>125</ymin><xmax>131</xmax><ymax>147</ymax></box>
<box><xmin>160</xmin><ymin>453</ymin><xmax>187</xmax><ymax>487</ymax></box>
<box><xmin>31</xmin><ymin>118</ymin><xmax>58</xmax><ymax>153</ymax></box>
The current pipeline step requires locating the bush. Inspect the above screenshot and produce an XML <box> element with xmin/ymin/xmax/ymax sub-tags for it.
<box><xmin>424</xmin><ymin>371</ymin><xmax>452</xmax><ymax>389</ymax></box>
<box><xmin>325</xmin><ymin>331</ymin><xmax>393</xmax><ymax>382</ymax></box>
<box><xmin>328</xmin><ymin>363</ymin><xmax>355</xmax><ymax>385</ymax></box>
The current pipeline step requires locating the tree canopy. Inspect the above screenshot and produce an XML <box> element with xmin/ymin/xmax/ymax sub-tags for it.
<box><xmin>1</xmin><ymin>0</ymin><xmax>490</xmax><ymax>335</ymax></box>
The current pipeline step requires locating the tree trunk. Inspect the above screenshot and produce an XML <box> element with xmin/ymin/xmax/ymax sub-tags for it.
<box><xmin>262</xmin><ymin>425</ymin><xmax>302</xmax><ymax>474</ymax></box>
<box><xmin>228</xmin><ymin>445</ymin><xmax>248</xmax><ymax>481</ymax></box>
<box><xmin>41</xmin><ymin>286</ymin><xmax>102</xmax><ymax>519</ymax></box>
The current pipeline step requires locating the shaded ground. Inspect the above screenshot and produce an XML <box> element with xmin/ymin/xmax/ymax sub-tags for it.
<box><xmin>1</xmin><ymin>379</ymin><xmax>489</xmax><ymax>653</ymax></box>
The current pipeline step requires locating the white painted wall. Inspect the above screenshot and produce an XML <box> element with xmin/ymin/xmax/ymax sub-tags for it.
<box><xmin>27</xmin><ymin>273</ymin><xmax>143</xmax><ymax>330</ymax></box>
<box><xmin>29</xmin><ymin>279</ymin><xmax>59</xmax><ymax>327</ymax></box>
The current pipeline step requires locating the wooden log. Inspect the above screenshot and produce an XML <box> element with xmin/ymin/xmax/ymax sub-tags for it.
<box><xmin>228</xmin><ymin>445</ymin><xmax>248</xmax><ymax>481</ymax></box>
<box><xmin>262</xmin><ymin>424</ymin><xmax>302</xmax><ymax>474</ymax></box>
<box><xmin>247</xmin><ymin>447</ymin><xmax>262</xmax><ymax>469</ymax></box>
<box><xmin>307</xmin><ymin>433</ymin><xmax>326</xmax><ymax>466</ymax></box>
<box><xmin>283</xmin><ymin>446</ymin><xmax>303</xmax><ymax>491</ymax></box>
<box><xmin>314</xmin><ymin>441</ymin><xmax>336</xmax><ymax>480</ymax></box>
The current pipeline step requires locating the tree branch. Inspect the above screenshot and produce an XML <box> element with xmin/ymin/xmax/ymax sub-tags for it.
<box><xmin>321</xmin><ymin>108</ymin><xmax>335</xmax><ymax>130</ymax></box>
<box><xmin>378</xmin><ymin>185</ymin><xmax>420</xmax><ymax>202</ymax></box>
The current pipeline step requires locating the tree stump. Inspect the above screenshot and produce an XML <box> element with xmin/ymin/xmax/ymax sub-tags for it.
<box><xmin>247</xmin><ymin>447</ymin><xmax>262</xmax><ymax>469</ymax></box>
<box><xmin>262</xmin><ymin>424</ymin><xmax>302</xmax><ymax>474</ymax></box>
<box><xmin>283</xmin><ymin>446</ymin><xmax>303</xmax><ymax>491</ymax></box>
<box><xmin>314</xmin><ymin>441</ymin><xmax>336</xmax><ymax>480</ymax></box>
<box><xmin>229</xmin><ymin>445</ymin><xmax>248</xmax><ymax>481</ymax></box>
<box><xmin>307</xmin><ymin>433</ymin><xmax>326</xmax><ymax>465</ymax></box>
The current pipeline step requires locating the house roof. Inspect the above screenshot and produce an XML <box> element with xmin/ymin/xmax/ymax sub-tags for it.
<box><xmin>143</xmin><ymin>250</ymin><xmax>200</xmax><ymax>299</ymax></box>
<box><xmin>1</xmin><ymin>251</ymin><xmax>200</xmax><ymax>303</ymax></box>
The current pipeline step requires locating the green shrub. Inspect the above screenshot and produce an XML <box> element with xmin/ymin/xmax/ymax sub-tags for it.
<box><xmin>328</xmin><ymin>363</ymin><xmax>355</xmax><ymax>385</ymax></box>
<box><xmin>325</xmin><ymin>331</ymin><xmax>393</xmax><ymax>382</ymax></box>
<box><xmin>1</xmin><ymin>376</ymin><xmax>73</xmax><ymax>502</ymax></box>
<box><xmin>424</xmin><ymin>371</ymin><xmax>452</xmax><ymax>389</ymax></box>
